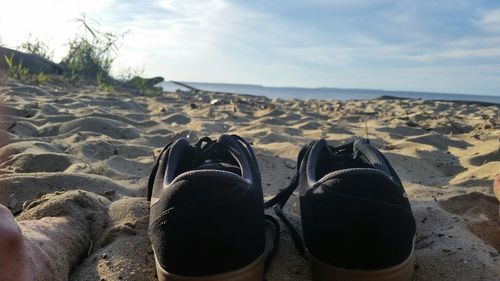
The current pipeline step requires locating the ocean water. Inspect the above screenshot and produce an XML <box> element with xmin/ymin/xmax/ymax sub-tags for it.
<box><xmin>160</xmin><ymin>81</ymin><xmax>500</xmax><ymax>104</ymax></box>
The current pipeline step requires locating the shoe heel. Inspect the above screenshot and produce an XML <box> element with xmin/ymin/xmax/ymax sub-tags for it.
<box><xmin>155</xmin><ymin>254</ymin><xmax>265</xmax><ymax>281</ymax></box>
<box><xmin>309</xmin><ymin>252</ymin><xmax>415</xmax><ymax>281</ymax></box>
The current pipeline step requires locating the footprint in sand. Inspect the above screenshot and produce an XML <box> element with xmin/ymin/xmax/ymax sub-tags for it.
<box><xmin>439</xmin><ymin>191</ymin><xmax>500</xmax><ymax>251</ymax></box>
<box><xmin>161</xmin><ymin>113</ymin><xmax>191</xmax><ymax>125</ymax></box>
<box><xmin>67</xmin><ymin>140</ymin><xmax>152</xmax><ymax>161</ymax></box>
<box><xmin>36</xmin><ymin>117</ymin><xmax>137</xmax><ymax>140</ymax></box>
<box><xmin>406</xmin><ymin>133</ymin><xmax>470</xmax><ymax>151</ymax></box>
<box><xmin>0</xmin><ymin>174</ymin><xmax>127</xmax><ymax>213</ymax></box>
<box><xmin>6</xmin><ymin>153</ymin><xmax>73</xmax><ymax>173</ymax></box>
<box><xmin>450</xmin><ymin>162</ymin><xmax>500</xmax><ymax>187</ymax></box>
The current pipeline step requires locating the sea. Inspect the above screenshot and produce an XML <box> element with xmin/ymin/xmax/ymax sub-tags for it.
<box><xmin>160</xmin><ymin>81</ymin><xmax>500</xmax><ymax>105</ymax></box>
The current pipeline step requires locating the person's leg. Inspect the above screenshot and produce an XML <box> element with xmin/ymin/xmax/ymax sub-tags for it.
<box><xmin>495</xmin><ymin>175</ymin><xmax>500</xmax><ymax>218</ymax></box>
<box><xmin>0</xmin><ymin>190</ymin><xmax>110</xmax><ymax>281</ymax></box>
<box><xmin>494</xmin><ymin>175</ymin><xmax>500</xmax><ymax>201</ymax></box>
<box><xmin>0</xmin><ymin>204</ymin><xmax>36</xmax><ymax>281</ymax></box>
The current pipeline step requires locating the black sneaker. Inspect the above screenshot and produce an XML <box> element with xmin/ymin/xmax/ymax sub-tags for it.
<box><xmin>266</xmin><ymin>138</ymin><xmax>416</xmax><ymax>281</ymax></box>
<box><xmin>147</xmin><ymin>134</ymin><xmax>268</xmax><ymax>281</ymax></box>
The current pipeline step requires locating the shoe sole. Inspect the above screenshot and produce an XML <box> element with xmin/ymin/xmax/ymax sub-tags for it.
<box><xmin>154</xmin><ymin>253</ymin><xmax>265</xmax><ymax>281</ymax></box>
<box><xmin>309</xmin><ymin>249</ymin><xmax>415</xmax><ymax>281</ymax></box>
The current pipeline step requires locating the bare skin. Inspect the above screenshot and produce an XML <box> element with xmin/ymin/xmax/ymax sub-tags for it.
<box><xmin>494</xmin><ymin>175</ymin><xmax>500</xmax><ymax>201</ymax></box>
<box><xmin>0</xmin><ymin>190</ymin><xmax>109</xmax><ymax>281</ymax></box>
<box><xmin>0</xmin><ymin>204</ymin><xmax>37</xmax><ymax>281</ymax></box>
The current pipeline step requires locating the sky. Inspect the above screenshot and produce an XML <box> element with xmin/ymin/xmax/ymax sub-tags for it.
<box><xmin>1</xmin><ymin>0</ymin><xmax>500</xmax><ymax>96</ymax></box>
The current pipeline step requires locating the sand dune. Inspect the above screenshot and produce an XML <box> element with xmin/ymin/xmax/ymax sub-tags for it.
<box><xmin>0</xmin><ymin>79</ymin><xmax>498</xmax><ymax>280</ymax></box>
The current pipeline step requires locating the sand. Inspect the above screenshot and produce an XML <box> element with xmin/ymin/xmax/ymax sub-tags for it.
<box><xmin>0</xmin><ymin>78</ymin><xmax>498</xmax><ymax>280</ymax></box>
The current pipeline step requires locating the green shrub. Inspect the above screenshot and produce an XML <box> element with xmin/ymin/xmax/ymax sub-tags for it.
<box><xmin>3</xmin><ymin>16</ymin><xmax>161</xmax><ymax>94</ymax></box>
<box><xmin>125</xmin><ymin>76</ymin><xmax>164</xmax><ymax>95</ymax></box>
<box><xmin>18</xmin><ymin>35</ymin><xmax>53</xmax><ymax>60</ymax></box>
<box><xmin>60</xmin><ymin>15</ymin><xmax>125</xmax><ymax>83</ymax></box>
<box><xmin>4</xmin><ymin>54</ymin><xmax>30</xmax><ymax>80</ymax></box>
<box><xmin>34</xmin><ymin>72</ymin><xmax>48</xmax><ymax>85</ymax></box>
<box><xmin>3</xmin><ymin>53</ymin><xmax>50</xmax><ymax>85</ymax></box>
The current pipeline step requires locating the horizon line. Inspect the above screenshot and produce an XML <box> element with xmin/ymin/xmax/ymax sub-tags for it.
<box><xmin>169</xmin><ymin>80</ymin><xmax>500</xmax><ymax>98</ymax></box>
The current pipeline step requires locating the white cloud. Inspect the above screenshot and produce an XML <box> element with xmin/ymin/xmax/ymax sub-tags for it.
<box><xmin>0</xmin><ymin>0</ymin><xmax>113</xmax><ymax>59</ymax></box>
<box><xmin>0</xmin><ymin>0</ymin><xmax>499</xmax><ymax>95</ymax></box>
<box><xmin>476</xmin><ymin>8</ymin><xmax>500</xmax><ymax>33</ymax></box>
<box><xmin>402</xmin><ymin>47</ymin><xmax>500</xmax><ymax>62</ymax></box>
<box><xmin>105</xmin><ymin>0</ymin><xmax>281</xmax><ymax>78</ymax></box>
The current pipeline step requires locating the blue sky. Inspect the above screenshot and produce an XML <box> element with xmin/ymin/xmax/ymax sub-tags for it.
<box><xmin>1</xmin><ymin>0</ymin><xmax>500</xmax><ymax>95</ymax></box>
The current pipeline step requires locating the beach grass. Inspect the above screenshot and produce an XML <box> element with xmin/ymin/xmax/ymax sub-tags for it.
<box><xmin>3</xmin><ymin>53</ymin><xmax>30</xmax><ymax>80</ymax></box>
<box><xmin>18</xmin><ymin>35</ymin><xmax>54</xmax><ymax>60</ymax></box>
<box><xmin>60</xmin><ymin>15</ymin><xmax>124</xmax><ymax>85</ymax></box>
<box><xmin>2</xmin><ymin>15</ymin><xmax>163</xmax><ymax>94</ymax></box>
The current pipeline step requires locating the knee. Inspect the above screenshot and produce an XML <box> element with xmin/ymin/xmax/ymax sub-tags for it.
<box><xmin>0</xmin><ymin>204</ymin><xmax>24</xmax><ymax>248</ymax></box>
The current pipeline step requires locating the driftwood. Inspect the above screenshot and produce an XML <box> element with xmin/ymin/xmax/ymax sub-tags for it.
<box><xmin>171</xmin><ymin>81</ymin><xmax>201</xmax><ymax>92</ymax></box>
<box><xmin>0</xmin><ymin>46</ymin><xmax>63</xmax><ymax>75</ymax></box>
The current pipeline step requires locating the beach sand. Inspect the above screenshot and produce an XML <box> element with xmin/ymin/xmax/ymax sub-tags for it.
<box><xmin>0</xmin><ymin>79</ymin><xmax>498</xmax><ymax>280</ymax></box>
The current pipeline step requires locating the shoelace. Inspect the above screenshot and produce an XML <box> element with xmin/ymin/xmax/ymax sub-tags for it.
<box><xmin>189</xmin><ymin>137</ymin><xmax>235</xmax><ymax>168</ymax></box>
<box><xmin>263</xmin><ymin>142</ymin><xmax>313</xmax><ymax>257</ymax></box>
<box><xmin>147</xmin><ymin>136</ymin><xmax>234</xmax><ymax>200</ymax></box>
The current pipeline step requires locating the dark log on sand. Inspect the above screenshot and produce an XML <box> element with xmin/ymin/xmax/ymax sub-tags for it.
<box><xmin>0</xmin><ymin>46</ymin><xmax>63</xmax><ymax>75</ymax></box>
<box><xmin>171</xmin><ymin>81</ymin><xmax>201</xmax><ymax>92</ymax></box>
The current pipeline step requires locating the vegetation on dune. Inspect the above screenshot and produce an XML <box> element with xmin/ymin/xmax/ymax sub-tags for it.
<box><xmin>60</xmin><ymin>15</ymin><xmax>124</xmax><ymax>85</ymax></box>
<box><xmin>3</xmin><ymin>53</ymin><xmax>48</xmax><ymax>85</ymax></box>
<box><xmin>1</xmin><ymin>15</ymin><xmax>164</xmax><ymax>94</ymax></box>
<box><xmin>3</xmin><ymin>53</ymin><xmax>29</xmax><ymax>80</ymax></box>
<box><xmin>18</xmin><ymin>35</ymin><xmax>53</xmax><ymax>60</ymax></box>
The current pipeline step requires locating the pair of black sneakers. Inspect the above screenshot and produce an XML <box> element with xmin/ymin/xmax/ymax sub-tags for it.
<box><xmin>147</xmin><ymin>134</ymin><xmax>416</xmax><ymax>281</ymax></box>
